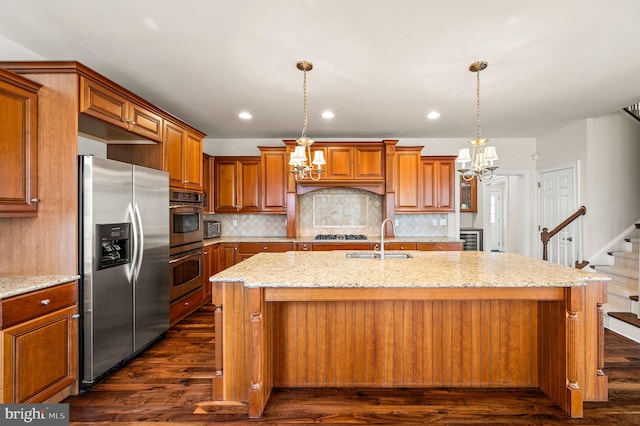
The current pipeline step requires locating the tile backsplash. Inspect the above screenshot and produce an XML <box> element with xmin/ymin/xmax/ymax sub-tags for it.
<box><xmin>206</xmin><ymin>187</ymin><xmax>449</xmax><ymax>238</ymax></box>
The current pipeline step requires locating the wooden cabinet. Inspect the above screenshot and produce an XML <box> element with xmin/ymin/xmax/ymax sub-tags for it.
<box><xmin>202</xmin><ymin>244</ymin><xmax>218</xmax><ymax>303</ymax></box>
<box><xmin>325</xmin><ymin>146</ymin><xmax>353</xmax><ymax>179</ymax></box>
<box><xmin>0</xmin><ymin>68</ymin><xmax>40</xmax><ymax>217</ymax></box>
<box><xmin>259</xmin><ymin>147</ymin><xmax>287</xmax><ymax>213</ymax></box>
<box><xmin>460</xmin><ymin>176</ymin><xmax>477</xmax><ymax>212</ymax></box>
<box><xmin>421</xmin><ymin>156</ymin><xmax>455</xmax><ymax>212</ymax></box>
<box><xmin>219</xmin><ymin>243</ymin><xmax>239</xmax><ymax>269</ymax></box>
<box><xmin>164</xmin><ymin>120</ymin><xmax>203</xmax><ymax>191</ymax></box>
<box><xmin>203</xmin><ymin>154</ymin><xmax>215</xmax><ymax>213</ymax></box>
<box><xmin>370</xmin><ymin>242</ymin><xmax>417</xmax><ymax>251</ymax></box>
<box><xmin>312</xmin><ymin>242</ymin><xmax>370</xmax><ymax>251</ymax></box>
<box><xmin>324</xmin><ymin>144</ymin><xmax>385</xmax><ymax>181</ymax></box>
<box><xmin>238</xmin><ymin>242</ymin><xmax>293</xmax><ymax>261</ymax></box>
<box><xmin>295</xmin><ymin>242</ymin><xmax>313</xmax><ymax>251</ymax></box>
<box><xmin>416</xmin><ymin>241</ymin><xmax>463</xmax><ymax>251</ymax></box>
<box><xmin>1</xmin><ymin>282</ymin><xmax>78</xmax><ymax>403</ymax></box>
<box><xmin>169</xmin><ymin>289</ymin><xmax>204</xmax><ymax>327</ymax></box>
<box><xmin>283</xmin><ymin>141</ymin><xmax>385</xmax><ymax>195</ymax></box>
<box><xmin>79</xmin><ymin>76</ymin><xmax>163</xmax><ymax>142</ymax></box>
<box><xmin>394</xmin><ymin>151</ymin><xmax>455</xmax><ymax>213</ymax></box>
<box><xmin>214</xmin><ymin>157</ymin><xmax>261</xmax><ymax>213</ymax></box>
<box><xmin>394</xmin><ymin>147</ymin><xmax>422</xmax><ymax>211</ymax></box>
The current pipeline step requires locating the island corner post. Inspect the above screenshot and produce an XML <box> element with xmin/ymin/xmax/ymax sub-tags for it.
<box><xmin>210</xmin><ymin>279</ymin><xmax>608</xmax><ymax>419</ymax></box>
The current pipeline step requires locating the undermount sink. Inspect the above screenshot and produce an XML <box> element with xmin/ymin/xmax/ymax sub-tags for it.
<box><xmin>346</xmin><ymin>251</ymin><xmax>413</xmax><ymax>259</ymax></box>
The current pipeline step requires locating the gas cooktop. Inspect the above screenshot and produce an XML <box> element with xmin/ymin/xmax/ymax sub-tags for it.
<box><xmin>314</xmin><ymin>234</ymin><xmax>368</xmax><ymax>240</ymax></box>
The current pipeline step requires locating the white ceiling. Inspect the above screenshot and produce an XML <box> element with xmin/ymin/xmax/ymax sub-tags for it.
<box><xmin>1</xmin><ymin>0</ymin><xmax>639</xmax><ymax>140</ymax></box>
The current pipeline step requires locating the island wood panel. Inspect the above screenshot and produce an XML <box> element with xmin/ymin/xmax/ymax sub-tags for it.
<box><xmin>212</xmin><ymin>283</ymin><xmax>275</xmax><ymax>413</ymax></box>
<box><xmin>211</xmin><ymin>281</ymin><xmax>606</xmax><ymax>419</ymax></box>
<box><xmin>271</xmin><ymin>299</ymin><xmax>539</xmax><ymax>388</ymax></box>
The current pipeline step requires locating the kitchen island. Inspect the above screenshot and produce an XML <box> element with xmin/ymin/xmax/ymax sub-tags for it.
<box><xmin>208</xmin><ymin>251</ymin><xmax>608</xmax><ymax>418</ymax></box>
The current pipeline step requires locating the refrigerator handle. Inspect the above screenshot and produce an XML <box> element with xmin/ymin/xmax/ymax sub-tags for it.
<box><xmin>127</xmin><ymin>203</ymin><xmax>138</xmax><ymax>282</ymax></box>
<box><xmin>133</xmin><ymin>203</ymin><xmax>145</xmax><ymax>281</ymax></box>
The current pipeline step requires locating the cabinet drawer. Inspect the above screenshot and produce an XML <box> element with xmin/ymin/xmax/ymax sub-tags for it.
<box><xmin>381</xmin><ymin>242</ymin><xmax>417</xmax><ymax>251</ymax></box>
<box><xmin>416</xmin><ymin>242</ymin><xmax>463</xmax><ymax>251</ymax></box>
<box><xmin>79</xmin><ymin>77</ymin><xmax>128</xmax><ymax>128</ymax></box>
<box><xmin>170</xmin><ymin>290</ymin><xmax>204</xmax><ymax>327</ymax></box>
<box><xmin>1</xmin><ymin>282</ymin><xmax>77</xmax><ymax>329</ymax></box>
<box><xmin>239</xmin><ymin>242</ymin><xmax>293</xmax><ymax>254</ymax></box>
<box><xmin>313</xmin><ymin>243</ymin><xmax>370</xmax><ymax>251</ymax></box>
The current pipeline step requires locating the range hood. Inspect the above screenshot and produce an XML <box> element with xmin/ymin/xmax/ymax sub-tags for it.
<box><xmin>296</xmin><ymin>179</ymin><xmax>385</xmax><ymax>195</ymax></box>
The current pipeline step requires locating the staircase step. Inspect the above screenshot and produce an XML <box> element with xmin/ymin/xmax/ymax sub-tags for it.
<box><xmin>609</xmin><ymin>251</ymin><xmax>639</xmax><ymax>269</ymax></box>
<box><xmin>604</xmin><ymin>282</ymin><xmax>636</xmax><ymax>311</ymax></box>
<box><xmin>607</xmin><ymin>312</ymin><xmax>640</xmax><ymax>328</ymax></box>
<box><xmin>595</xmin><ymin>265</ymin><xmax>639</xmax><ymax>281</ymax></box>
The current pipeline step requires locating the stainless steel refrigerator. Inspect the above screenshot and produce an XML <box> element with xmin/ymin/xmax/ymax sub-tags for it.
<box><xmin>79</xmin><ymin>156</ymin><xmax>169</xmax><ymax>387</ymax></box>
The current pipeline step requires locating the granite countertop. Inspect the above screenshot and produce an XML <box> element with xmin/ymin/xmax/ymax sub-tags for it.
<box><xmin>204</xmin><ymin>236</ymin><xmax>462</xmax><ymax>246</ymax></box>
<box><xmin>0</xmin><ymin>275</ymin><xmax>80</xmax><ymax>300</ymax></box>
<box><xmin>210</xmin><ymin>251</ymin><xmax>609</xmax><ymax>289</ymax></box>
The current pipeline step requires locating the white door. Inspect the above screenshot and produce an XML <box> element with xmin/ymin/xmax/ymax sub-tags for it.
<box><xmin>537</xmin><ymin>164</ymin><xmax>577</xmax><ymax>266</ymax></box>
<box><xmin>486</xmin><ymin>178</ymin><xmax>507</xmax><ymax>252</ymax></box>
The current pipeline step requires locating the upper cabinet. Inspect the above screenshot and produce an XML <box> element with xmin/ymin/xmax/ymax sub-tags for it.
<box><xmin>420</xmin><ymin>156</ymin><xmax>455</xmax><ymax>212</ymax></box>
<box><xmin>79</xmin><ymin>76</ymin><xmax>163</xmax><ymax>142</ymax></box>
<box><xmin>394</xmin><ymin>147</ymin><xmax>422</xmax><ymax>212</ymax></box>
<box><xmin>203</xmin><ymin>154</ymin><xmax>215</xmax><ymax>213</ymax></box>
<box><xmin>164</xmin><ymin>120</ymin><xmax>203</xmax><ymax>191</ymax></box>
<box><xmin>259</xmin><ymin>147</ymin><xmax>287</xmax><ymax>213</ymax></box>
<box><xmin>0</xmin><ymin>67</ymin><xmax>41</xmax><ymax>217</ymax></box>
<box><xmin>460</xmin><ymin>176</ymin><xmax>477</xmax><ymax>212</ymax></box>
<box><xmin>393</xmin><ymin>149</ymin><xmax>455</xmax><ymax>213</ymax></box>
<box><xmin>283</xmin><ymin>140</ymin><xmax>386</xmax><ymax>195</ymax></box>
<box><xmin>214</xmin><ymin>157</ymin><xmax>261</xmax><ymax>213</ymax></box>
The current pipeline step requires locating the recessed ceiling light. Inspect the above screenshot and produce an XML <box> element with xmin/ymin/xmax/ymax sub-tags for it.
<box><xmin>238</xmin><ymin>111</ymin><xmax>252</xmax><ymax>120</ymax></box>
<box><xmin>427</xmin><ymin>111</ymin><xmax>440</xmax><ymax>120</ymax></box>
<box><xmin>322</xmin><ymin>110</ymin><xmax>335</xmax><ymax>119</ymax></box>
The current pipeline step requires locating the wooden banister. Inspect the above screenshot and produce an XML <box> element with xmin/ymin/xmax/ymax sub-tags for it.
<box><xmin>541</xmin><ymin>206</ymin><xmax>586</xmax><ymax>263</ymax></box>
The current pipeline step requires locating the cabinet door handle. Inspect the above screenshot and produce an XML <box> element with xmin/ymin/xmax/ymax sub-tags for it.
<box><xmin>72</xmin><ymin>314</ymin><xmax>80</xmax><ymax>319</ymax></box>
<box><xmin>40</xmin><ymin>299</ymin><xmax>51</xmax><ymax>305</ymax></box>
<box><xmin>124</xmin><ymin>119</ymin><xmax>136</xmax><ymax>125</ymax></box>
<box><xmin>263</xmin><ymin>246</ymin><xmax>268</xmax><ymax>250</ymax></box>
<box><xmin>30</xmin><ymin>198</ymin><xmax>40</xmax><ymax>203</ymax></box>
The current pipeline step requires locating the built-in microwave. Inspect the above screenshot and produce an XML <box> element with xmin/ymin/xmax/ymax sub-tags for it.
<box><xmin>169</xmin><ymin>190</ymin><xmax>203</xmax><ymax>248</ymax></box>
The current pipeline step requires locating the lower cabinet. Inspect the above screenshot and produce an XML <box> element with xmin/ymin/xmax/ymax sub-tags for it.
<box><xmin>238</xmin><ymin>242</ymin><xmax>293</xmax><ymax>261</ymax></box>
<box><xmin>0</xmin><ymin>282</ymin><xmax>78</xmax><ymax>403</ymax></box>
<box><xmin>169</xmin><ymin>290</ymin><xmax>204</xmax><ymax>327</ymax></box>
<box><xmin>417</xmin><ymin>241</ymin><xmax>463</xmax><ymax>251</ymax></box>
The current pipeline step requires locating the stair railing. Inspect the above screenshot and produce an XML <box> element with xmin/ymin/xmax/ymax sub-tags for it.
<box><xmin>541</xmin><ymin>205</ymin><xmax>588</xmax><ymax>268</ymax></box>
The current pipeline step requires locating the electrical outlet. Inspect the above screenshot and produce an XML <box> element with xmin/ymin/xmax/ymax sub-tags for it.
<box><xmin>440</xmin><ymin>218</ymin><xmax>447</xmax><ymax>226</ymax></box>
<box><xmin>232</xmin><ymin>219</ymin><xmax>237</xmax><ymax>226</ymax></box>
<box><xmin>394</xmin><ymin>219</ymin><xmax>399</xmax><ymax>226</ymax></box>
<box><xmin>432</xmin><ymin>219</ymin><xmax>438</xmax><ymax>226</ymax></box>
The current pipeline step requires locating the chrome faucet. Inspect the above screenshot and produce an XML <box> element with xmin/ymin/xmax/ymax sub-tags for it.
<box><xmin>379</xmin><ymin>218</ymin><xmax>395</xmax><ymax>259</ymax></box>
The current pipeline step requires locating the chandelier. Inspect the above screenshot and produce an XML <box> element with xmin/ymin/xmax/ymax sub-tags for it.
<box><xmin>456</xmin><ymin>61</ymin><xmax>498</xmax><ymax>182</ymax></box>
<box><xmin>289</xmin><ymin>60</ymin><xmax>325</xmax><ymax>181</ymax></box>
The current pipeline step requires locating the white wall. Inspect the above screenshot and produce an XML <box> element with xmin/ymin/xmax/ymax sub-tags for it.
<box><xmin>536</xmin><ymin>113</ymin><xmax>640</xmax><ymax>259</ymax></box>
<box><xmin>585</xmin><ymin>112</ymin><xmax>640</xmax><ymax>257</ymax></box>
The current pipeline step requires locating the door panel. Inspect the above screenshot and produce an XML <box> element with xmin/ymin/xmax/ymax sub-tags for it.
<box><xmin>538</xmin><ymin>166</ymin><xmax>576</xmax><ymax>266</ymax></box>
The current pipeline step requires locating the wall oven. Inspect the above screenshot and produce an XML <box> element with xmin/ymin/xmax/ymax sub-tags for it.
<box><xmin>170</xmin><ymin>190</ymin><xmax>204</xmax><ymax>248</ymax></box>
<box><xmin>169</xmin><ymin>241</ymin><xmax>203</xmax><ymax>302</ymax></box>
<box><xmin>169</xmin><ymin>190</ymin><xmax>204</xmax><ymax>301</ymax></box>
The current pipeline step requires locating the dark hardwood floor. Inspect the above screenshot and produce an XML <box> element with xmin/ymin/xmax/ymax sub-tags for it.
<box><xmin>65</xmin><ymin>304</ymin><xmax>640</xmax><ymax>425</ymax></box>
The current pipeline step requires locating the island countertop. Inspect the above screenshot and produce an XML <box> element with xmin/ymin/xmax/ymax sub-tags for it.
<box><xmin>210</xmin><ymin>250</ymin><xmax>608</xmax><ymax>289</ymax></box>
